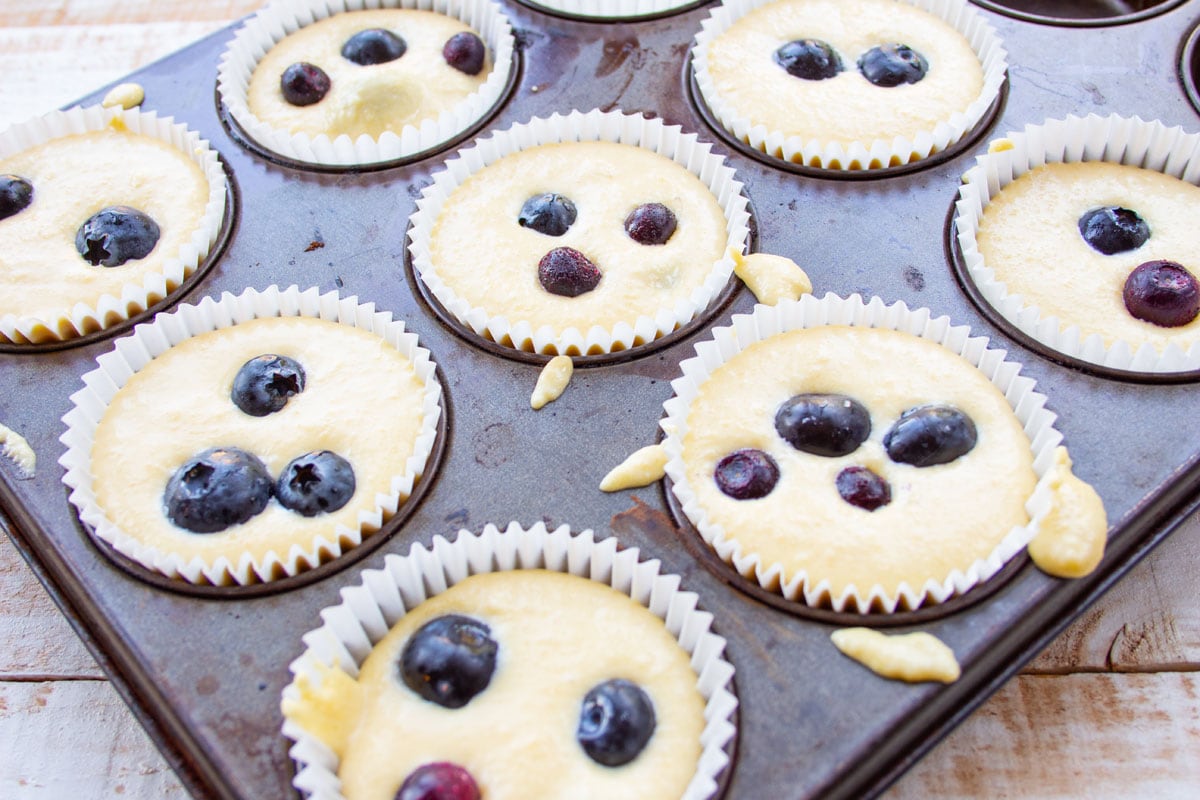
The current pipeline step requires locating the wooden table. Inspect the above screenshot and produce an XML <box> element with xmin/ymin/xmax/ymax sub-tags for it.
<box><xmin>1</xmin><ymin>2</ymin><xmax>1198</xmax><ymax>797</ymax></box>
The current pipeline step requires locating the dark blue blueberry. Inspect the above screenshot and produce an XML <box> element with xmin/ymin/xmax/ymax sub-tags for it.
<box><xmin>275</xmin><ymin>451</ymin><xmax>355</xmax><ymax>517</ymax></box>
<box><xmin>342</xmin><ymin>28</ymin><xmax>406</xmax><ymax>65</ymax></box>
<box><xmin>163</xmin><ymin>447</ymin><xmax>273</xmax><ymax>533</ymax></box>
<box><xmin>577</xmin><ymin>679</ymin><xmax>656</xmax><ymax>767</ymax></box>
<box><xmin>836</xmin><ymin>466</ymin><xmax>891</xmax><ymax>511</ymax></box>
<box><xmin>232</xmin><ymin>354</ymin><xmax>306</xmax><ymax>417</ymax></box>
<box><xmin>884</xmin><ymin>405</ymin><xmax>977</xmax><ymax>467</ymax></box>
<box><xmin>0</xmin><ymin>175</ymin><xmax>33</xmax><ymax>221</ymax></box>
<box><xmin>280</xmin><ymin>62</ymin><xmax>331</xmax><ymax>106</ymax></box>
<box><xmin>538</xmin><ymin>246</ymin><xmax>601</xmax><ymax>297</ymax></box>
<box><xmin>775</xmin><ymin>394</ymin><xmax>871</xmax><ymax>458</ymax></box>
<box><xmin>75</xmin><ymin>205</ymin><xmax>160</xmax><ymax>267</ymax></box>
<box><xmin>1078</xmin><ymin>206</ymin><xmax>1151</xmax><ymax>255</ymax></box>
<box><xmin>400</xmin><ymin>615</ymin><xmax>498</xmax><ymax>709</ymax></box>
<box><xmin>774</xmin><ymin>39</ymin><xmax>843</xmax><ymax>81</ymax></box>
<box><xmin>858</xmin><ymin>43</ymin><xmax>928</xmax><ymax>87</ymax></box>
<box><xmin>442</xmin><ymin>32</ymin><xmax>486</xmax><ymax>76</ymax></box>
<box><xmin>1123</xmin><ymin>260</ymin><xmax>1200</xmax><ymax>328</ymax></box>
<box><xmin>518</xmin><ymin>193</ymin><xmax>577</xmax><ymax>237</ymax></box>
<box><xmin>714</xmin><ymin>449</ymin><xmax>779</xmax><ymax>500</ymax></box>
<box><xmin>624</xmin><ymin>203</ymin><xmax>677</xmax><ymax>246</ymax></box>
<box><xmin>395</xmin><ymin>762</ymin><xmax>480</xmax><ymax>800</ymax></box>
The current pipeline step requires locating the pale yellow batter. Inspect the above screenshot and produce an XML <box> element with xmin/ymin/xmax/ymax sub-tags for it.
<box><xmin>247</xmin><ymin>9</ymin><xmax>490</xmax><ymax>140</ymax></box>
<box><xmin>91</xmin><ymin>316</ymin><xmax>429</xmax><ymax>565</ymax></box>
<box><xmin>428</xmin><ymin>141</ymin><xmax>728</xmax><ymax>335</ymax></box>
<box><xmin>975</xmin><ymin>161</ymin><xmax>1200</xmax><ymax>352</ymax></box>
<box><xmin>284</xmin><ymin>570</ymin><xmax>706</xmax><ymax>800</ymax></box>
<box><xmin>680</xmin><ymin>326</ymin><xmax>1036</xmax><ymax>597</ymax></box>
<box><xmin>703</xmin><ymin>0</ymin><xmax>984</xmax><ymax>146</ymax></box>
<box><xmin>0</xmin><ymin>126</ymin><xmax>208</xmax><ymax>331</ymax></box>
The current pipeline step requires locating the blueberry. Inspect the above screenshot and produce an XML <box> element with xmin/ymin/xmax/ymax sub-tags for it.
<box><xmin>75</xmin><ymin>205</ymin><xmax>160</xmax><ymax>267</ymax></box>
<box><xmin>624</xmin><ymin>203</ymin><xmax>677</xmax><ymax>246</ymax></box>
<box><xmin>1078</xmin><ymin>206</ymin><xmax>1151</xmax><ymax>255</ymax></box>
<box><xmin>1123</xmin><ymin>260</ymin><xmax>1200</xmax><ymax>328</ymax></box>
<box><xmin>275</xmin><ymin>451</ymin><xmax>356</xmax><ymax>517</ymax></box>
<box><xmin>443</xmin><ymin>32</ymin><xmax>486</xmax><ymax>76</ymax></box>
<box><xmin>714</xmin><ymin>449</ymin><xmax>779</xmax><ymax>500</ymax></box>
<box><xmin>836</xmin><ymin>466</ymin><xmax>891</xmax><ymax>511</ymax></box>
<box><xmin>342</xmin><ymin>28</ymin><xmax>406</xmax><ymax>66</ymax></box>
<box><xmin>577</xmin><ymin>678</ymin><xmax>656</xmax><ymax>767</ymax></box>
<box><xmin>395</xmin><ymin>762</ymin><xmax>481</xmax><ymax>800</ymax></box>
<box><xmin>163</xmin><ymin>447</ymin><xmax>273</xmax><ymax>533</ymax></box>
<box><xmin>538</xmin><ymin>247</ymin><xmax>601</xmax><ymax>297</ymax></box>
<box><xmin>280</xmin><ymin>62</ymin><xmax>331</xmax><ymax>106</ymax></box>
<box><xmin>773</xmin><ymin>39</ymin><xmax>843</xmax><ymax>81</ymax></box>
<box><xmin>231</xmin><ymin>354</ymin><xmax>306</xmax><ymax>417</ymax></box>
<box><xmin>884</xmin><ymin>405</ymin><xmax>977</xmax><ymax>467</ymax></box>
<box><xmin>518</xmin><ymin>193</ymin><xmax>577</xmax><ymax>237</ymax></box>
<box><xmin>857</xmin><ymin>44</ymin><xmax>928</xmax><ymax>87</ymax></box>
<box><xmin>400</xmin><ymin>615</ymin><xmax>497</xmax><ymax>709</ymax></box>
<box><xmin>775</xmin><ymin>394</ymin><xmax>871</xmax><ymax>458</ymax></box>
<box><xmin>0</xmin><ymin>175</ymin><xmax>33</xmax><ymax>221</ymax></box>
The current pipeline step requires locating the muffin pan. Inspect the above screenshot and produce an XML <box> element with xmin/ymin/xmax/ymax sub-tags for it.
<box><xmin>3</xmin><ymin>1</ymin><xmax>1200</xmax><ymax>798</ymax></box>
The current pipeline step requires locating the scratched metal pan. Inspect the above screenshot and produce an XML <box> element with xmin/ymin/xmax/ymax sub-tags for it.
<box><xmin>3</xmin><ymin>2</ymin><xmax>1200</xmax><ymax>798</ymax></box>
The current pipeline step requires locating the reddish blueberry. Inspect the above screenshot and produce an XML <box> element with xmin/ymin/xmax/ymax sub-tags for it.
<box><xmin>280</xmin><ymin>62</ymin><xmax>331</xmax><ymax>106</ymax></box>
<box><xmin>538</xmin><ymin>247</ymin><xmax>601</xmax><ymax>297</ymax></box>
<box><xmin>1123</xmin><ymin>260</ymin><xmax>1200</xmax><ymax>327</ymax></box>
<box><xmin>395</xmin><ymin>762</ymin><xmax>480</xmax><ymax>800</ymax></box>
<box><xmin>836</xmin><ymin>466</ymin><xmax>891</xmax><ymax>511</ymax></box>
<box><xmin>443</xmin><ymin>32</ymin><xmax>486</xmax><ymax>76</ymax></box>
<box><xmin>624</xmin><ymin>203</ymin><xmax>677</xmax><ymax>245</ymax></box>
<box><xmin>714</xmin><ymin>449</ymin><xmax>779</xmax><ymax>500</ymax></box>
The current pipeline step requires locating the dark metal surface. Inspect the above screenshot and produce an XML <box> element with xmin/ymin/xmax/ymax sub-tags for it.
<box><xmin>3</xmin><ymin>1</ymin><xmax>1200</xmax><ymax>799</ymax></box>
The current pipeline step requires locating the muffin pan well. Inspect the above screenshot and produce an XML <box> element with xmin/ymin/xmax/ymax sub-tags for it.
<box><xmin>3</xmin><ymin>2</ymin><xmax>1200</xmax><ymax>798</ymax></box>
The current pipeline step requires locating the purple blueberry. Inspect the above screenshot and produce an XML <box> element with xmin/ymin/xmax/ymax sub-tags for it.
<box><xmin>280</xmin><ymin>62</ymin><xmax>331</xmax><ymax>106</ymax></box>
<box><xmin>1078</xmin><ymin>206</ymin><xmax>1150</xmax><ymax>255</ymax></box>
<box><xmin>400</xmin><ymin>615</ymin><xmax>498</xmax><ymax>709</ymax></box>
<box><xmin>858</xmin><ymin>43</ymin><xmax>928</xmax><ymax>87</ymax></box>
<box><xmin>342</xmin><ymin>28</ymin><xmax>406</xmax><ymax>65</ymax></box>
<box><xmin>275</xmin><ymin>451</ymin><xmax>356</xmax><ymax>517</ymax></box>
<box><xmin>0</xmin><ymin>175</ymin><xmax>33</xmax><ymax>221</ymax></box>
<box><xmin>774</xmin><ymin>39</ymin><xmax>843</xmax><ymax>81</ymax></box>
<box><xmin>163</xmin><ymin>447</ymin><xmax>273</xmax><ymax>533</ymax></box>
<box><xmin>775</xmin><ymin>394</ymin><xmax>871</xmax><ymax>458</ymax></box>
<box><xmin>1123</xmin><ymin>260</ymin><xmax>1200</xmax><ymax>328</ymax></box>
<box><xmin>577</xmin><ymin>679</ymin><xmax>656</xmax><ymax>767</ymax></box>
<box><xmin>884</xmin><ymin>405</ymin><xmax>977</xmax><ymax>467</ymax></box>
<box><xmin>231</xmin><ymin>354</ymin><xmax>306</xmax><ymax>417</ymax></box>
<box><xmin>836</xmin><ymin>466</ymin><xmax>891</xmax><ymax>511</ymax></box>
<box><xmin>624</xmin><ymin>203</ymin><xmax>677</xmax><ymax>246</ymax></box>
<box><xmin>75</xmin><ymin>205</ymin><xmax>160</xmax><ymax>267</ymax></box>
<box><xmin>442</xmin><ymin>32</ymin><xmax>486</xmax><ymax>76</ymax></box>
<box><xmin>395</xmin><ymin>762</ymin><xmax>480</xmax><ymax>800</ymax></box>
<box><xmin>518</xmin><ymin>193</ymin><xmax>577</xmax><ymax>237</ymax></box>
<box><xmin>714</xmin><ymin>449</ymin><xmax>779</xmax><ymax>500</ymax></box>
<box><xmin>538</xmin><ymin>247</ymin><xmax>601</xmax><ymax>297</ymax></box>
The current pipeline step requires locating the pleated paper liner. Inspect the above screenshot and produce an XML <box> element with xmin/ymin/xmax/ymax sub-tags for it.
<box><xmin>59</xmin><ymin>285</ymin><xmax>445</xmax><ymax>593</ymax></box>
<box><xmin>514</xmin><ymin>0</ymin><xmax>710</xmax><ymax>21</ymax></box>
<box><xmin>281</xmin><ymin>521</ymin><xmax>739</xmax><ymax>800</ymax></box>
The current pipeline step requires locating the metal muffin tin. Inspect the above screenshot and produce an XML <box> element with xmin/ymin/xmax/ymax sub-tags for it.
<box><xmin>3</xmin><ymin>1</ymin><xmax>1200</xmax><ymax>797</ymax></box>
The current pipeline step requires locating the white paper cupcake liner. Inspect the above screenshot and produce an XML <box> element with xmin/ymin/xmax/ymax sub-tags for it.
<box><xmin>519</xmin><ymin>0</ymin><xmax>703</xmax><ymax>19</ymax></box>
<box><xmin>58</xmin><ymin>285</ymin><xmax>443</xmax><ymax>586</ymax></box>
<box><xmin>408</xmin><ymin>108</ymin><xmax>752</xmax><ymax>355</ymax></box>
<box><xmin>955</xmin><ymin>113</ymin><xmax>1200</xmax><ymax>374</ymax></box>
<box><xmin>662</xmin><ymin>293</ymin><xmax>1064</xmax><ymax>614</ymax></box>
<box><xmin>0</xmin><ymin>105</ymin><xmax>227</xmax><ymax>344</ymax></box>
<box><xmin>692</xmin><ymin>0</ymin><xmax>1008</xmax><ymax>171</ymax></box>
<box><xmin>216</xmin><ymin>0</ymin><xmax>515</xmax><ymax>168</ymax></box>
<box><xmin>281</xmin><ymin>521</ymin><xmax>739</xmax><ymax>799</ymax></box>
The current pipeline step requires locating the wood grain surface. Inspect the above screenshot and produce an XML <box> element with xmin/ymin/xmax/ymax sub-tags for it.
<box><xmin>2</xmin><ymin>2</ymin><xmax>1199</xmax><ymax>798</ymax></box>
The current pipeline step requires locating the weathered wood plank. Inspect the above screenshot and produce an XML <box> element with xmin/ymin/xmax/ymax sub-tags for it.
<box><xmin>0</xmin><ymin>0</ymin><xmax>261</xmax><ymax>27</ymax></box>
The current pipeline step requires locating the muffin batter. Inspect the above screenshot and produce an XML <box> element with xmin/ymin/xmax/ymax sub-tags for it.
<box><xmin>91</xmin><ymin>316</ymin><xmax>430</xmax><ymax>565</ymax></box>
<box><xmin>679</xmin><ymin>325</ymin><xmax>1036</xmax><ymax>598</ymax></box>
<box><xmin>283</xmin><ymin>569</ymin><xmax>706</xmax><ymax>800</ymax></box>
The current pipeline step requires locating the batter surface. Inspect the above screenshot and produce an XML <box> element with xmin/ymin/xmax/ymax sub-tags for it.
<box><xmin>0</xmin><ymin>127</ymin><xmax>208</xmax><ymax>330</ymax></box>
<box><xmin>703</xmin><ymin>0</ymin><xmax>983</xmax><ymax>146</ymax></box>
<box><xmin>680</xmin><ymin>326</ymin><xmax>1036</xmax><ymax>597</ymax></box>
<box><xmin>247</xmin><ymin>9</ymin><xmax>490</xmax><ymax>140</ymax></box>
<box><xmin>427</xmin><ymin>141</ymin><xmax>728</xmax><ymax>335</ymax></box>
<box><xmin>284</xmin><ymin>570</ymin><xmax>706</xmax><ymax>800</ymax></box>
<box><xmin>975</xmin><ymin>161</ymin><xmax>1200</xmax><ymax>352</ymax></box>
<box><xmin>91</xmin><ymin>316</ymin><xmax>429</xmax><ymax>565</ymax></box>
